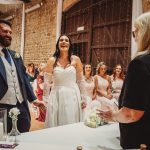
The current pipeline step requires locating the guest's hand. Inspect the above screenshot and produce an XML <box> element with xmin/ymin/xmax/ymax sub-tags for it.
<box><xmin>96</xmin><ymin>104</ymin><xmax>116</xmax><ymax>122</ymax></box>
<box><xmin>92</xmin><ymin>95</ymin><xmax>96</xmax><ymax>100</ymax></box>
<box><xmin>106</xmin><ymin>94</ymin><xmax>113</xmax><ymax>100</ymax></box>
<box><xmin>33</xmin><ymin>100</ymin><xmax>46</xmax><ymax>110</ymax></box>
<box><xmin>96</xmin><ymin>109</ymin><xmax>114</xmax><ymax>122</ymax></box>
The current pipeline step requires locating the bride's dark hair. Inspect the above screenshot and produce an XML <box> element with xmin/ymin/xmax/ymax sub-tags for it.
<box><xmin>53</xmin><ymin>35</ymin><xmax>73</xmax><ymax>63</ymax></box>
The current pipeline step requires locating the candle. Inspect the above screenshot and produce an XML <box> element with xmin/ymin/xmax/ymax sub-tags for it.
<box><xmin>0</xmin><ymin>122</ymin><xmax>4</xmax><ymax>140</ymax></box>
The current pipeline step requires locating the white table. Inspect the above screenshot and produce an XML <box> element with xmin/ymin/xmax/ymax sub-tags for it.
<box><xmin>7</xmin><ymin>122</ymin><xmax>122</xmax><ymax>150</ymax></box>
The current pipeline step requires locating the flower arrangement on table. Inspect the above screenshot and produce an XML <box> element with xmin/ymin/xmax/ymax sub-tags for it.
<box><xmin>84</xmin><ymin>107</ymin><xmax>108</xmax><ymax>128</ymax></box>
<box><xmin>9</xmin><ymin>108</ymin><xmax>20</xmax><ymax>120</ymax></box>
<box><xmin>8</xmin><ymin>108</ymin><xmax>20</xmax><ymax>136</ymax></box>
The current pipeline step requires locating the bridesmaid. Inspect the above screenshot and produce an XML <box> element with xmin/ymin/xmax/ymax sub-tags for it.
<box><xmin>83</xmin><ymin>64</ymin><xmax>97</xmax><ymax>100</ymax></box>
<box><xmin>110</xmin><ymin>64</ymin><xmax>124</xmax><ymax>101</ymax></box>
<box><xmin>82</xmin><ymin>64</ymin><xmax>97</xmax><ymax>119</ymax></box>
<box><xmin>95</xmin><ymin>62</ymin><xmax>112</xmax><ymax>100</ymax></box>
<box><xmin>91</xmin><ymin>62</ymin><xmax>117</xmax><ymax>111</ymax></box>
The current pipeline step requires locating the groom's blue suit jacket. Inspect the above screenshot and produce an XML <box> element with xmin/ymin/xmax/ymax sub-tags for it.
<box><xmin>0</xmin><ymin>49</ymin><xmax>36</xmax><ymax>119</ymax></box>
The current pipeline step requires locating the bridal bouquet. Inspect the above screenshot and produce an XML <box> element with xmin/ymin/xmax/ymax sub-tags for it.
<box><xmin>84</xmin><ymin>107</ymin><xmax>107</xmax><ymax>128</ymax></box>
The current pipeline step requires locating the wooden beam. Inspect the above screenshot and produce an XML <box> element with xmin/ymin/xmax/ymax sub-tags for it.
<box><xmin>92</xmin><ymin>43</ymin><xmax>129</xmax><ymax>49</ymax></box>
<box><xmin>21</xmin><ymin>0</ymin><xmax>31</xmax><ymax>3</ymax></box>
<box><xmin>87</xmin><ymin>0</ymin><xmax>93</xmax><ymax>63</ymax></box>
<box><xmin>93</xmin><ymin>19</ymin><xmax>130</xmax><ymax>28</ymax></box>
<box><xmin>65</xmin><ymin>10</ymin><xmax>88</xmax><ymax>19</ymax></box>
<box><xmin>72</xmin><ymin>39</ymin><xmax>88</xmax><ymax>43</ymax></box>
<box><xmin>67</xmin><ymin>30</ymin><xmax>88</xmax><ymax>36</ymax></box>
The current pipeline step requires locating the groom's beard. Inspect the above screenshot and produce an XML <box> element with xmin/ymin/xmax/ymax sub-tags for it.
<box><xmin>0</xmin><ymin>36</ymin><xmax>12</xmax><ymax>47</ymax></box>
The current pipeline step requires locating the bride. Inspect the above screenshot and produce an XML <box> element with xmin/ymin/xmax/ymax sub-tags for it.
<box><xmin>43</xmin><ymin>35</ymin><xmax>84</xmax><ymax>128</ymax></box>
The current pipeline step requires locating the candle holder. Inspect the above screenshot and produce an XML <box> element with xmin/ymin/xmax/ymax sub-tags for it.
<box><xmin>8</xmin><ymin>118</ymin><xmax>20</xmax><ymax>136</ymax></box>
<box><xmin>0</xmin><ymin>108</ymin><xmax>7</xmax><ymax>141</ymax></box>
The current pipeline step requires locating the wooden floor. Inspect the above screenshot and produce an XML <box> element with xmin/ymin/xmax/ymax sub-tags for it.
<box><xmin>29</xmin><ymin>106</ymin><xmax>45</xmax><ymax>131</ymax></box>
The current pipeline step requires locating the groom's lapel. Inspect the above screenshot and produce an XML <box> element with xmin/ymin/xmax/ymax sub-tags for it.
<box><xmin>0</xmin><ymin>57</ymin><xmax>7</xmax><ymax>82</ymax></box>
<box><xmin>9</xmin><ymin>50</ymin><xmax>24</xmax><ymax>83</ymax></box>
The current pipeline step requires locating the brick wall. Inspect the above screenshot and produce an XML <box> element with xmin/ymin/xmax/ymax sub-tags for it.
<box><xmin>10</xmin><ymin>0</ymin><xmax>57</xmax><ymax>66</ymax></box>
<box><xmin>24</xmin><ymin>0</ymin><xmax>57</xmax><ymax>65</ymax></box>
<box><xmin>142</xmin><ymin>0</ymin><xmax>150</xmax><ymax>12</ymax></box>
<box><xmin>10</xmin><ymin>5</ymin><xmax>22</xmax><ymax>55</ymax></box>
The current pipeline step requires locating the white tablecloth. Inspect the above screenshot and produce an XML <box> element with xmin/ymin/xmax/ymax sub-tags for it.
<box><xmin>5</xmin><ymin>122</ymin><xmax>122</xmax><ymax>150</ymax></box>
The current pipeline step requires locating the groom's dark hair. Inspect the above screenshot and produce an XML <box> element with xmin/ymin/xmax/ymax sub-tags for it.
<box><xmin>0</xmin><ymin>19</ymin><xmax>12</xmax><ymax>27</ymax></box>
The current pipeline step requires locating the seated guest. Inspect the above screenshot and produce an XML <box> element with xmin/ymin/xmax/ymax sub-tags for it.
<box><xmin>35</xmin><ymin>75</ymin><xmax>46</xmax><ymax>122</ymax></box>
<box><xmin>83</xmin><ymin>64</ymin><xmax>97</xmax><ymax>100</ymax></box>
<box><xmin>38</xmin><ymin>63</ymin><xmax>46</xmax><ymax>76</ymax></box>
<box><xmin>110</xmin><ymin>64</ymin><xmax>124</xmax><ymax>101</ymax></box>
<box><xmin>95</xmin><ymin>62</ymin><xmax>112</xmax><ymax>101</ymax></box>
<box><xmin>82</xmin><ymin>64</ymin><xmax>97</xmax><ymax>119</ymax></box>
<box><xmin>90</xmin><ymin>62</ymin><xmax>118</xmax><ymax>111</ymax></box>
<box><xmin>26</xmin><ymin>63</ymin><xmax>37</xmax><ymax>83</ymax></box>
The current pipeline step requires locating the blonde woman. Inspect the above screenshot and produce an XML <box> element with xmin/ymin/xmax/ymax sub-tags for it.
<box><xmin>97</xmin><ymin>12</ymin><xmax>150</xmax><ymax>149</ymax></box>
<box><xmin>83</xmin><ymin>64</ymin><xmax>97</xmax><ymax>100</ymax></box>
<box><xmin>95</xmin><ymin>62</ymin><xmax>112</xmax><ymax>100</ymax></box>
<box><xmin>90</xmin><ymin>62</ymin><xmax>118</xmax><ymax>111</ymax></box>
<box><xmin>82</xmin><ymin>64</ymin><xmax>97</xmax><ymax>119</ymax></box>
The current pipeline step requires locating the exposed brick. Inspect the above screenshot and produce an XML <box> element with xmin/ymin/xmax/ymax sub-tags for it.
<box><xmin>9</xmin><ymin>0</ymin><xmax>57</xmax><ymax>66</ymax></box>
<box><xmin>142</xmin><ymin>0</ymin><xmax>150</xmax><ymax>12</ymax></box>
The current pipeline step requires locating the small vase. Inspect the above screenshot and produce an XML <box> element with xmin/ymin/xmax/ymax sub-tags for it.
<box><xmin>8</xmin><ymin>118</ymin><xmax>20</xmax><ymax>136</ymax></box>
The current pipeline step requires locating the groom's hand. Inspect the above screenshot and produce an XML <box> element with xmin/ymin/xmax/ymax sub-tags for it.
<box><xmin>33</xmin><ymin>100</ymin><xmax>46</xmax><ymax>110</ymax></box>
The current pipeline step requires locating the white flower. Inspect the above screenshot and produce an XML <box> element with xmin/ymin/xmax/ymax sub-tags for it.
<box><xmin>14</xmin><ymin>52</ymin><xmax>20</xmax><ymax>59</ymax></box>
<box><xmin>9</xmin><ymin>108</ymin><xmax>20</xmax><ymax>120</ymax></box>
<box><xmin>84</xmin><ymin>107</ymin><xmax>107</xmax><ymax>128</ymax></box>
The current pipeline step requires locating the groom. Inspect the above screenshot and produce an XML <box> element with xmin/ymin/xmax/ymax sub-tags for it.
<box><xmin>0</xmin><ymin>19</ymin><xmax>44</xmax><ymax>133</ymax></box>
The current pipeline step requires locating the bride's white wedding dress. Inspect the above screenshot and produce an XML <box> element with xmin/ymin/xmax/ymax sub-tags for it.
<box><xmin>45</xmin><ymin>65</ymin><xmax>82</xmax><ymax>128</ymax></box>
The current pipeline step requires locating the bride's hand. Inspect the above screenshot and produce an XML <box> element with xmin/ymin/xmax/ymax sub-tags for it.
<box><xmin>81</xmin><ymin>101</ymin><xmax>87</xmax><ymax>109</ymax></box>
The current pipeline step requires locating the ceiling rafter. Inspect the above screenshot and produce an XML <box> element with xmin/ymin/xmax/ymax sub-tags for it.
<box><xmin>21</xmin><ymin>0</ymin><xmax>31</xmax><ymax>3</ymax></box>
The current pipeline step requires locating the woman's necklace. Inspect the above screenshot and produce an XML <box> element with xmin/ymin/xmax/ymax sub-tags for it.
<box><xmin>57</xmin><ymin>58</ymin><xmax>70</xmax><ymax>68</ymax></box>
<box><xmin>84</xmin><ymin>76</ymin><xmax>93</xmax><ymax>83</ymax></box>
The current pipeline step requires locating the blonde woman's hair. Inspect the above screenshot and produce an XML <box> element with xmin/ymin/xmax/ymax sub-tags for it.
<box><xmin>134</xmin><ymin>12</ymin><xmax>150</xmax><ymax>56</ymax></box>
<box><xmin>96</xmin><ymin>62</ymin><xmax>106</xmax><ymax>74</ymax></box>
